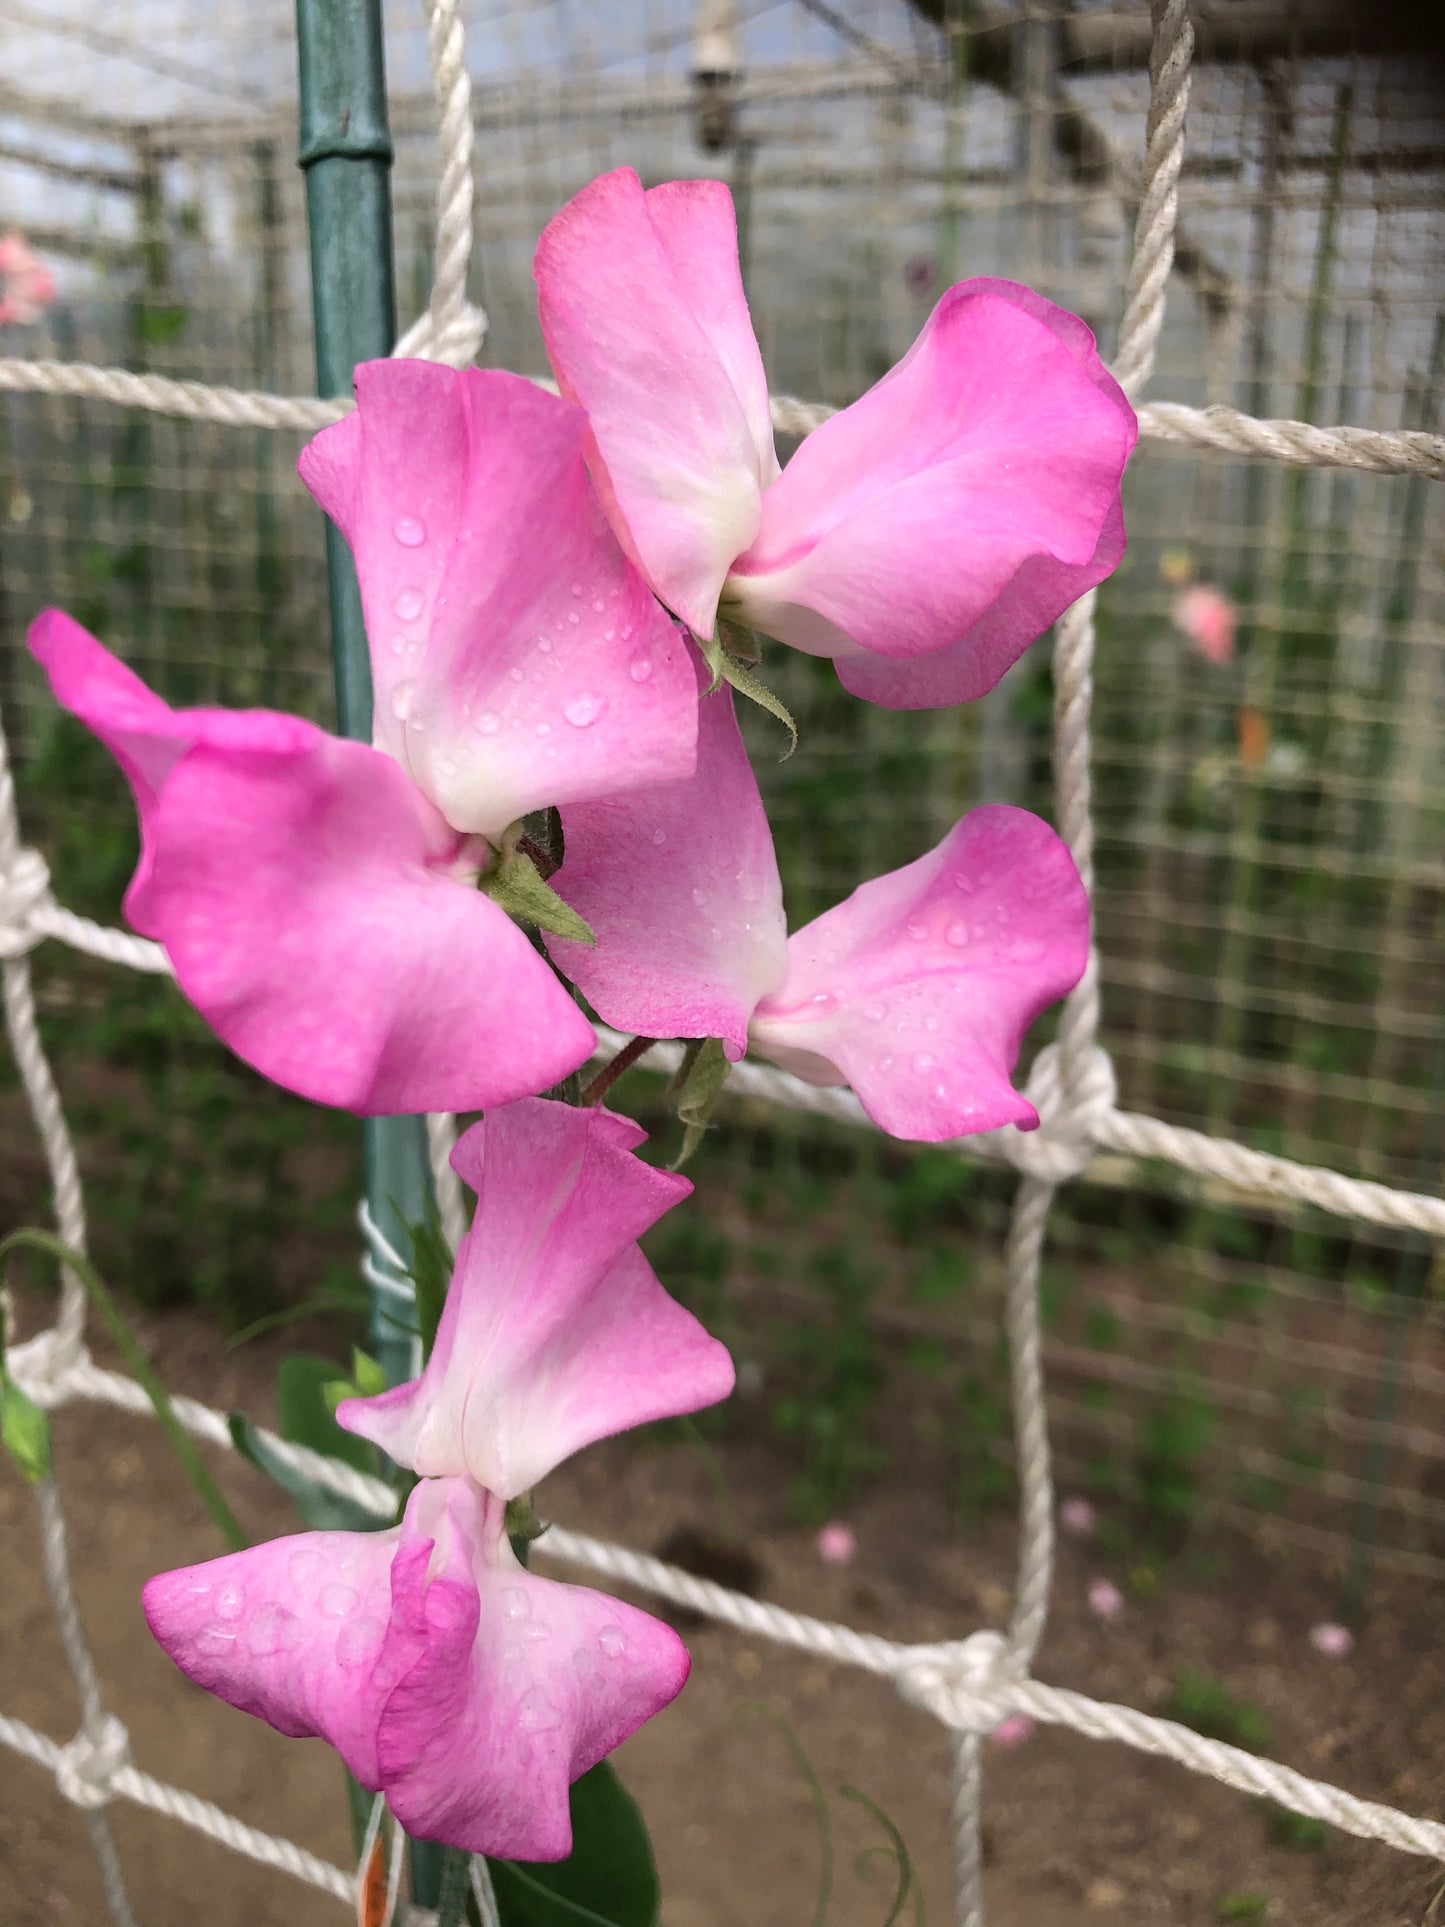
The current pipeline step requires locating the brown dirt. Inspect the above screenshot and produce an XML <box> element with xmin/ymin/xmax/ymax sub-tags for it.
<box><xmin>2</xmin><ymin>1290</ymin><xmax>1442</xmax><ymax>1927</ymax></box>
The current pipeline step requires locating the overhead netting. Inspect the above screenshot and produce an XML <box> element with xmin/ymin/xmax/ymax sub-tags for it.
<box><xmin>1</xmin><ymin>1</ymin><xmax>1444</xmax><ymax>1923</ymax></box>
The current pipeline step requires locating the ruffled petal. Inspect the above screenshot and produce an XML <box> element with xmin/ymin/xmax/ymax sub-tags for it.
<box><xmin>142</xmin><ymin>1524</ymin><xmax>401</xmax><ymax>1790</ymax></box>
<box><xmin>299</xmin><ymin>361</ymin><xmax>697</xmax><ymax>837</ymax></box>
<box><xmin>748</xmin><ymin>806</ymin><xmax>1088</xmax><ymax>1140</ymax></box>
<box><xmin>378</xmin><ymin>1481</ymin><xmax>690</xmax><ymax>1860</ymax></box>
<box><xmin>535</xmin><ymin>167</ymin><xmax>776</xmax><ymax>640</ymax></box>
<box><xmin>144</xmin><ymin>730</ymin><xmax>595</xmax><ymax>1113</ymax></box>
<box><xmin>338</xmin><ymin>1098</ymin><xmax>733</xmax><ymax>1493</ymax></box>
<box><xmin>726</xmin><ymin>280</ymin><xmax>1136</xmax><ymax>705</ymax></box>
<box><xmin>546</xmin><ymin>652</ymin><xmax>788</xmax><ymax>1057</ymax></box>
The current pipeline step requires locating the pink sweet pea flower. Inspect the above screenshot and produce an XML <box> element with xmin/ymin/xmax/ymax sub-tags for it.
<box><xmin>548</xmin><ymin>666</ymin><xmax>1088</xmax><ymax>1142</ymax></box>
<box><xmin>144</xmin><ymin>1475</ymin><xmax>689</xmax><ymax>1859</ymax></box>
<box><xmin>336</xmin><ymin>1097</ymin><xmax>736</xmax><ymax>1485</ymax></box>
<box><xmin>1087</xmin><ymin>1577</ymin><xmax>1125</xmax><ymax>1620</ymax></box>
<box><xmin>1172</xmin><ymin>583</ymin><xmax>1236</xmax><ymax>666</ymax></box>
<box><xmin>28</xmin><ymin>365</ymin><xmax>698</xmax><ymax>1114</ymax></box>
<box><xmin>535</xmin><ymin>167</ymin><xmax>1136</xmax><ymax>708</ymax></box>
<box><xmin>0</xmin><ymin>232</ymin><xmax>56</xmax><ymax>325</ymax></box>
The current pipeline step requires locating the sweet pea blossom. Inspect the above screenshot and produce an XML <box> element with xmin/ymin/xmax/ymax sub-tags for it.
<box><xmin>145</xmin><ymin>1475</ymin><xmax>690</xmax><ymax>1859</ymax></box>
<box><xmin>535</xmin><ymin>167</ymin><xmax>1136</xmax><ymax>708</ymax></box>
<box><xmin>0</xmin><ymin>231</ymin><xmax>55</xmax><ymax>325</ymax></box>
<box><xmin>28</xmin><ymin>363</ymin><xmax>698</xmax><ymax>1113</ymax></box>
<box><xmin>548</xmin><ymin>662</ymin><xmax>1089</xmax><ymax>1141</ymax></box>
<box><xmin>336</xmin><ymin>1097</ymin><xmax>737</xmax><ymax>1485</ymax></box>
<box><xmin>144</xmin><ymin>1099</ymin><xmax>732</xmax><ymax>1859</ymax></box>
<box><xmin>1172</xmin><ymin>582</ymin><xmax>1236</xmax><ymax>666</ymax></box>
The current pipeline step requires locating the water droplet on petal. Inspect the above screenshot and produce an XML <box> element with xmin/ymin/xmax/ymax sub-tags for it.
<box><xmin>440</xmin><ymin>757</ymin><xmax>457</xmax><ymax>777</ymax></box>
<box><xmin>215</xmin><ymin>1582</ymin><xmax>246</xmax><ymax>1622</ymax></box>
<box><xmin>620</xmin><ymin>623</ymin><xmax>633</xmax><ymax>640</ymax></box>
<box><xmin>390</xmin><ymin>680</ymin><xmax>415</xmax><ymax>722</ymax></box>
<box><xmin>538</xmin><ymin>636</ymin><xmax>553</xmax><ymax>654</ymax></box>
<box><xmin>691</xmin><ymin>886</ymin><xmax>710</xmax><ymax>907</ymax></box>
<box><xmin>536</xmin><ymin>721</ymin><xmax>552</xmax><ymax>737</ymax></box>
<box><xmin>924</xmin><ymin>1014</ymin><xmax>940</xmax><ymax>1031</ymax></box>
<box><xmin>629</xmin><ymin>653</ymin><xmax>653</xmax><ymax>683</ymax></box>
<box><xmin>568</xmin><ymin>610</ymin><xmax>581</xmax><ymax>625</ymax></box>
<box><xmin>392</xmin><ymin>587</ymin><xmax>424</xmax><ymax>620</ymax></box>
<box><xmin>863</xmin><ymin>1002</ymin><xmax>886</xmax><ymax>1022</ymax></box>
<box><xmin>197</xmin><ymin>1624</ymin><xmax>239</xmax><ymax>1656</ymax></box>
<box><xmin>289</xmin><ymin>1550</ymin><xmax>324</xmax><ymax>1590</ymax></box>
<box><xmin>518</xmin><ymin>1687</ymin><xmax>563</xmax><ymax>1733</ymax></box>
<box><xmin>592</xmin><ymin>597</ymin><xmax>605</xmax><ymax>612</ymax></box>
<box><xmin>913</xmin><ymin>1051</ymin><xmax>936</xmax><ymax>1071</ymax></box>
<box><xmin>651</xmin><ymin>828</ymin><xmax>667</xmax><ymax>846</ymax></box>
<box><xmin>501</xmin><ymin>1587</ymin><xmax>530</xmax><ymax>1622</ymax></box>
<box><xmin>570</xmin><ymin>581</ymin><xmax>583</xmax><ymax>596</ymax></box>
<box><xmin>564</xmin><ymin>691</ymin><xmax>607</xmax><ymax>728</ymax></box>
<box><xmin>389</xmin><ymin>634</ymin><xmax>407</xmax><ymax>657</ymax></box>
<box><xmin>905</xmin><ymin>919</ymin><xmax>928</xmax><ymax>941</ymax></box>
<box><xmin>597</xmin><ymin>1625</ymin><xmax>626</xmax><ymax>1658</ymax></box>
<box><xmin>946</xmin><ymin>920</ymin><xmax>971</xmax><ymax>946</ymax></box>
<box><xmin>246</xmin><ymin>1605</ymin><xmax>297</xmax><ymax>1656</ymax></box>
<box><xmin>335</xmin><ymin>1615</ymin><xmax>383</xmax><ymax>1669</ymax></box>
<box><xmin>318</xmin><ymin>1583</ymin><xmax>358</xmax><ymax>1619</ymax></box>
<box><xmin>934</xmin><ymin>1082</ymin><xmax>949</xmax><ymax>1100</ymax></box>
<box><xmin>509</xmin><ymin>665</ymin><xmax>525</xmax><ymax>683</ymax></box>
<box><xmin>476</xmin><ymin>710</ymin><xmax>501</xmax><ymax>736</ymax></box>
<box><xmin>809</xmin><ymin>991</ymin><xmax>833</xmax><ymax>1007</ymax></box>
<box><xmin>393</xmin><ymin>513</ymin><xmax>426</xmax><ymax>547</ymax></box>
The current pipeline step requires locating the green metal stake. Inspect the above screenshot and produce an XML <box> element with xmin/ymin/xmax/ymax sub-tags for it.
<box><xmin>295</xmin><ymin>0</ymin><xmax>435</xmax><ymax>1398</ymax></box>
<box><xmin>296</xmin><ymin>2</ymin><xmax>445</xmax><ymax>1904</ymax></box>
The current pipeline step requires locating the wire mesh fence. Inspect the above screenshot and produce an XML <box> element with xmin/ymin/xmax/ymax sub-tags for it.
<box><xmin>2</xmin><ymin>0</ymin><xmax>1443</xmax><ymax>1611</ymax></box>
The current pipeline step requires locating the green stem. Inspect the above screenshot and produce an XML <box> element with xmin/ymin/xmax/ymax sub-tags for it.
<box><xmin>0</xmin><ymin>1229</ymin><xmax>245</xmax><ymax>1553</ymax></box>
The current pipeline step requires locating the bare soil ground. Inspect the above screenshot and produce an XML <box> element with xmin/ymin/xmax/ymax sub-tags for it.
<box><xmin>2</xmin><ymin>1290</ymin><xmax>1443</xmax><ymax>1927</ymax></box>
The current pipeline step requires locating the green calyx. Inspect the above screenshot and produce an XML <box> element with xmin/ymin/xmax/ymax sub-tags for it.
<box><xmin>698</xmin><ymin>622</ymin><xmax>798</xmax><ymax>759</ymax></box>
<box><xmin>480</xmin><ymin>832</ymin><xmax>594</xmax><ymax>946</ymax></box>
<box><xmin>670</xmin><ymin>1036</ymin><xmax>733</xmax><ymax>1168</ymax></box>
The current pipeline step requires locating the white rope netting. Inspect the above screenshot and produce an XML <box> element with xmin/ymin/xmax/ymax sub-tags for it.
<box><xmin>2</xmin><ymin>1</ymin><xmax>1443</xmax><ymax>1922</ymax></box>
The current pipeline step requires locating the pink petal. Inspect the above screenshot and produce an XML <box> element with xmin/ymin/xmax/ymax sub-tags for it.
<box><xmin>145</xmin><ymin>731</ymin><xmax>595</xmax><ymax>1113</ymax></box>
<box><xmin>535</xmin><ymin>168</ymin><xmax>777</xmax><ymax>639</ymax></box>
<box><xmin>748</xmin><ymin>806</ymin><xmax>1088</xmax><ymax>1141</ymax></box>
<box><xmin>379</xmin><ymin>1480</ymin><xmax>690</xmax><ymax>1860</ymax></box>
<box><xmin>1173</xmin><ymin>583</ymin><xmax>1236</xmax><ymax>666</ymax></box>
<box><xmin>546</xmin><ymin>651</ymin><xmax>788</xmax><ymax>1057</ymax></box>
<box><xmin>815</xmin><ymin>1522</ymin><xmax>857</xmax><ymax>1566</ymax></box>
<box><xmin>339</xmin><ymin>1098</ymin><xmax>734</xmax><ymax>1492</ymax></box>
<box><xmin>1059</xmin><ymin>1497</ymin><xmax>1098</xmax><ymax>1538</ymax></box>
<box><xmin>1309</xmin><ymin>1622</ymin><xmax>1354</xmax><ymax>1659</ymax></box>
<box><xmin>727</xmin><ymin>280</ymin><xmax>1136</xmax><ymax>707</ymax></box>
<box><xmin>1087</xmin><ymin>1577</ymin><xmax>1125</xmax><ymax>1620</ymax></box>
<box><xmin>988</xmin><ymin>1714</ymin><xmax>1035</xmax><ymax>1748</ymax></box>
<box><xmin>142</xmin><ymin>1524</ymin><xmax>401</xmax><ymax>1790</ymax></box>
<box><xmin>299</xmin><ymin>360</ymin><xmax>697</xmax><ymax>837</ymax></box>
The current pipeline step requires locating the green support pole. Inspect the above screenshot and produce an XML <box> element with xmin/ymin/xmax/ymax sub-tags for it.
<box><xmin>295</xmin><ymin>0</ymin><xmax>434</xmax><ymax>1393</ymax></box>
<box><xmin>296</xmin><ymin>3</ymin><xmax>445</xmax><ymax>1903</ymax></box>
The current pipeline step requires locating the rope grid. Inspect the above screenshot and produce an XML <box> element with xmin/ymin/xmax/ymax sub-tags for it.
<box><xmin>2</xmin><ymin>0</ymin><xmax>1443</xmax><ymax>1920</ymax></box>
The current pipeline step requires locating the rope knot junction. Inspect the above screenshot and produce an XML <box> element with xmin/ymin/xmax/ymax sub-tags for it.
<box><xmin>0</xmin><ymin>846</ymin><xmax>52</xmax><ymax>960</ymax></box>
<box><xmin>1006</xmin><ymin>1042</ymin><xmax>1117</xmax><ymax>1185</ymax></box>
<box><xmin>895</xmin><ymin>1629</ymin><xmax>1016</xmax><ymax>1733</ymax></box>
<box><xmin>55</xmin><ymin>1713</ymin><xmax>130</xmax><ymax>1809</ymax></box>
<box><xmin>7</xmin><ymin>1326</ymin><xmax>87</xmax><ymax>1409</ymax></box>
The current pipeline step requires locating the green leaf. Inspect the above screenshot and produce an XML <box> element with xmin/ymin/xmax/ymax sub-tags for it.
<box><xmin>404</xmin><ymin>1211</ymin><xmax>455</xmax><ymax>1360</ymax></box>
<box><xmin>670</xmin><ymin>1037</ymin><xmax>732</xmax><ymax>1169</ymax></box>
<box><xmin>276</xmin><ymin>1354</ymin><xmax>377</xmax><ymax>1473</ymax></box>
<box><xmin>351</xmin><ymin>1347</ymin><xmax>388</xmax><ymax>1399</ymax></box>
<box><xmin>227</xmin><ymin>1411</ymin><xmax>385</xmax><ymax>1533</ymax></box>
<box><xmin>481</xmin><ymin>841</ymin><xmax>594</xmax><ymax>944</ymax></box>
<box><xmin>489</xmin><ymin>1763</ymin><xmax>659</xmax><ymax>1927</ymax></box>
<box><xmin>1</xmin><ymin>1374</ymin><xmax>51</xmax><ymax>1482</ymax></box>
<box><xmin>696</xmin><ymin>630</ymin><xmax>796</xmax><ymax>758</ymax></box>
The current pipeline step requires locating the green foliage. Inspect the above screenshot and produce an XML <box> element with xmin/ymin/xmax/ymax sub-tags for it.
<box><xmin>489</xmin><ymin>1763</ymin><xmax>660</xmax><ymax>1927</ymax></box>
<box><xmin>770</xmin><ymin>1243</ymin><xmax>888</xmax><ymax>1521</ymax></box>
<box><xmin>1</xmin><ymin>1374</ymin><xmax>51</xmax><ymax>1483</ymax></box>
<box><xmin>1259</xmin><ymin>1802</ymin><xmax>1328</xmax><ymax>1852</ymax></box>
<box><xmin>1215</xmin><ymin>1895</ymin><xmax>1269</xmax><ymax>1923</ymax></box>
<box><xmin>1164</xmin><ymin>1670</ymin><xmax>1272</xmax><ymax>1754</ymax></box>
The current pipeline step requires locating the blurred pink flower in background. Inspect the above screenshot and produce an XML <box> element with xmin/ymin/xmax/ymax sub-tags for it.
<box><xmin>1309</xmin><ymin>1621</ymin><xmax>1354</xmax><ymax>1658</ymax></box>
<box><xmin>1059</xmin><ymin>1496</ymin><xmax>1098</xmax><ymax>1538</ymax></box>
<box><xmin>1172</xmin><ymin>582</ymin><xmax>1237</xmax><ymax>666</ymax></box>
<box><xmin>0</xmin><ymin>232</ymin><xmax>55</xmax><ymax>325</ymax></box>
<box><xmin>816</xmin><ymin>1522</ymin><xmax>857</xmax><ymax>1566</ymax></box>
<box><xmin>988</xmin><ymin>1714</ymin><xmax>1035</xmax><ymax>1748</ymax></box>
<box><xmin>1087</xmin><ymin>1578</ymin><xmax>1125</xmax><ymax>1620</ymax></box>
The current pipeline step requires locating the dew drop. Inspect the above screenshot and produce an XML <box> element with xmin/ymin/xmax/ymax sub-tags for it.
<box><xmin>863</xmin><ymin>1002</ymin><xmax>886</xmax><ymax>1022</ymax></box>
<box><xmin>570</xmin><ymin>581</ymin><xmax>583</xmax><ymax>596</ymax></box>
<box><xmin>509</xmin><ymin>665</ymin><xmax>525</xmax><ymax>683</ymax></box>
<box><xmin>440</xmin><ymin>757</ymin><xmax>458</xmax><ymax>778</ymax></box>
<box><xmin>335</xmin><ymin>1616</ymin><xmax>383</xmax><ymax>1670</ymax></box>
<box><xmin>501</xmin><ymin>1587</ymin><xmax>530</xmax><ymax>1622</ymax></box>
<box><xmin>924</xmin><ymin>1014</ymin><xmax>940</xmax><ymax>1032</ymax></box>
<box><xmin>913</xmin><ymin>1051</ymin><xmax>936</xmax><ymax>1071</ymax></box>
<box><xmin>946</xmin><ymin>920</ymin><xmax>971</xmax><ymax>947</ymax></box>
<box><xmin>628</xmin><ymin>653</ymin><xmax>653</xmax><ymax>683</ymax></box>
<box><xmin>390</xmin><ymin>680</ymin><xmax>415</xmax><ymax>723</ymax></box>
<box><xmin>620</xmin><ymin>623</ymin><xmax>633</xmax><ymax>640</ymax></box>
<box><xmin>597</xmin><ymin>1625</ymin><xmax>627</xmax><ymax>1659</ymax></box>
<box><xmin>538</xmin><ymin>636</ymin><xmax>553</xmax><ymax>654</ymax></box>
<box><xmin>651</xmin><ymin>828</ymin><xmax>667</xmax><ymax>846</ymax></box>
<box><xmin>288</xmin><ymin>1550</ymin><xmax>324</xmax><ymax>1590</ymax></box>
<box><xmin>564</xmin><ymin>691</ymin><xmax>608</xmax><ymax>729</ymax></box>
<box><xmin>256</xmin><ymin>1603</ymin><xmax>305</xmax><ymax>1656</ymax></box>
<box><xmin>518</xmin><ymin>1688</ymin><xmax>563</xmax><ymax>1734</ymax></box>
<box><xmin>935</xmin><ymin>1082</ymin><xmax>949</xmax><ymax>1100</ymax></box>
<box><xmin>905</xmin><ymin>919</ymin><xmax>928</xmax><ymax>941</ymax></box>
<box><xmin>392</xmin><ymin>587</ymin><xmax>424</xmax><ymax>621</ymax></box>
<box><xmin>591</xmin><ymin>597</ymin><xmax>605</xmax><ymax>612</ymax></box>
<box><xmin>392</xmin><ymin>513</ymin><xmax>426</xmax><ymax>547</ymax></box>
<box><xmin>690</xmin><ymin>886</ymin><xmax>710</xmax><ymax>907</ymax></box>
<box><xmin>388</xmin><ymin>634</ymin><xmax>407</xmax><ymax>657</ymax></box>
<box><xmin>567</xmin><ymin>609</ymin><xmax>581</xmax><ymax>624</ymax></box>
<box><xmin>197</xmin><ymin>1624</ymin><xmax>239</xmax><ymax>1656</ymax></box>
<box><xmin>809</xmin><ymin>991</ymin><xmax>833</xmax><ymax>1007</ymax></box>
<box><xmin>522</xmin><ymin>1622</ymin><xmax>550</xmax><ymax>1643</ymax></box>
<box><xmin>475</xmin><ymin>710</ymin><xmax>502</xmax><ymax>736</ymax></box>
<box><xmin>215</xmin><ymin>1582</ymin><xmax>246</xmax><ymax>1622</ymax></box>
<box><xmin>535</xmin><ymin>721</ymin><xmax>552</xmax><ymax>737</ymax></box>
<box><xmin>320</xmin><ymin>1583</ymin><xmax>358</xmax><ymax>1619</ymax></box>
